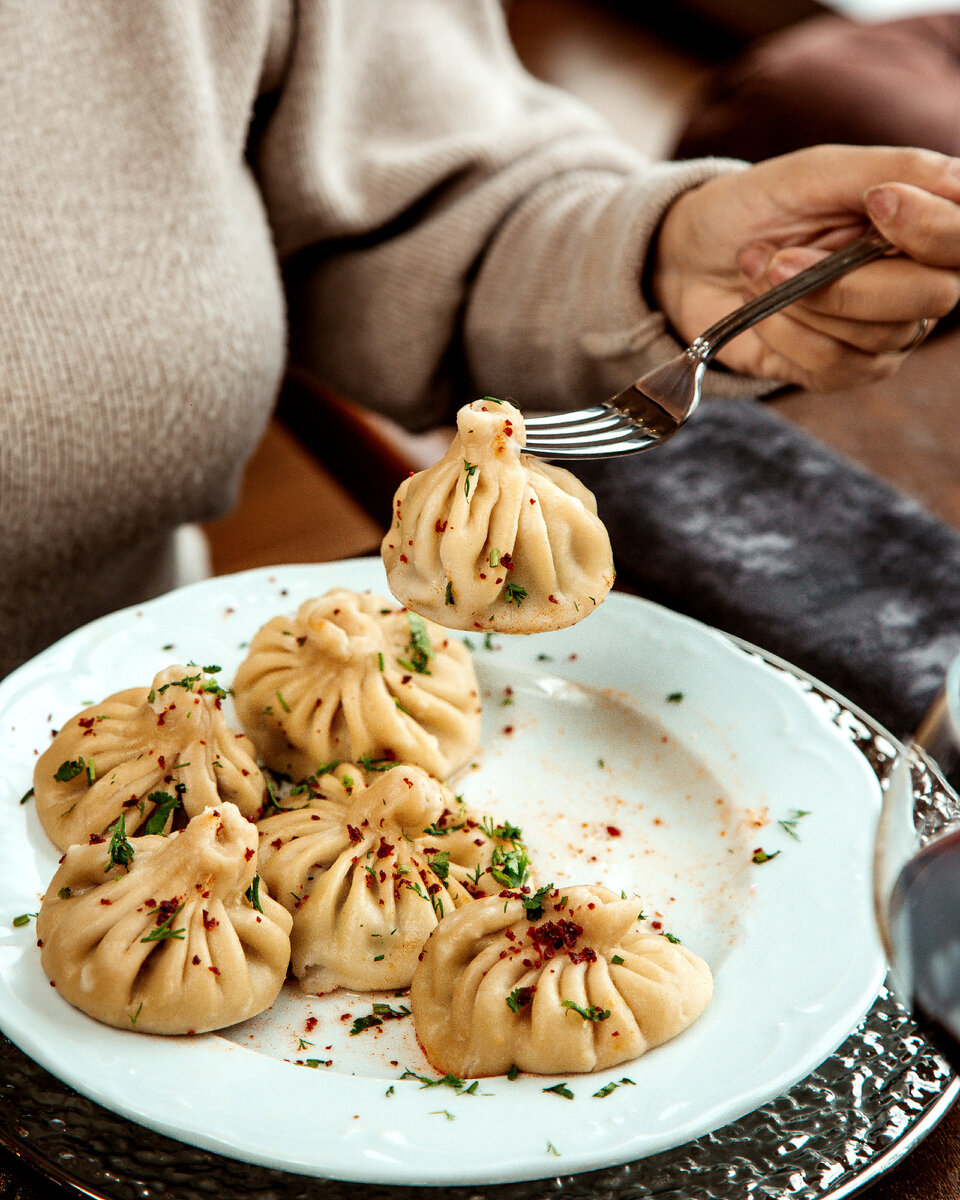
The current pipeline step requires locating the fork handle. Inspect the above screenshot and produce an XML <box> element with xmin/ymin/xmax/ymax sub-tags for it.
<box><xmin>688</xmin><ymin>229</ymin><xmax>893</xmax><ymax>364</ymax></box>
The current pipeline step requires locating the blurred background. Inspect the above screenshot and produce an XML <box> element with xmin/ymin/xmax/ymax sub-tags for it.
<box><xmin>203</xmin><ymin>0</ymin><xmax>960</xmax><ymax>575</ymax></box>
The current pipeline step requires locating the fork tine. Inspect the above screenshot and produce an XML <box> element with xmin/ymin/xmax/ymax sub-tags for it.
<box><xmin>523</xmin><ymin>405</ymin><xmax>611</xmax><ymax>429</ymax></box>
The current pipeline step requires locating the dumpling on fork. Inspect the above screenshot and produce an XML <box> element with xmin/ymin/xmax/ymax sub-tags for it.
<box><xmin>381</xmin><ymin>398</ymin><xmax>616</xmax><ymax>634</ymax></box>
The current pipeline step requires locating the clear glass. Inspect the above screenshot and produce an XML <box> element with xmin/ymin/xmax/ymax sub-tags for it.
<box><xmin>874</xmin><ymin>655</ymin><xmax>960</xmax><ymax>1069</ymax></box>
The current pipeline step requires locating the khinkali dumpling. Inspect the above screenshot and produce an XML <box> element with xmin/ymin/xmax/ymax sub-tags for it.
<box><xmin>256</xmin><ymin>763</ymin><xmax>532</xmax><ymax>994</ymax></box>
<box><xmin>37</xmin><ymin>803</ymin><xmax>292</xmax><ymax>1034</ymax></box>
<box><xmin>381</xmin><ymin>399</ymin><xmax>615</xmax><ymax>633</ymax></box>
<box><xmin>34</xmin><ymin>665</ymin><xmax>266</xmax><ymax>851</ymax></box>
<box><xmin>232</xmin><ymin>590</ymin><xmax>481</xmax><ymax>781</ymax></box>
<box><xmin>411</xmin><ymin>884</ymin><xmax>712</xmax><ymax>1077</ymax></box>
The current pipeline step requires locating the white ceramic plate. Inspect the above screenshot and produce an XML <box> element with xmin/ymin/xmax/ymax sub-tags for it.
<box><xmin>0</xmin><ymin>560</ymin><xmax>885</xmax><ymax>1186</ymax></box>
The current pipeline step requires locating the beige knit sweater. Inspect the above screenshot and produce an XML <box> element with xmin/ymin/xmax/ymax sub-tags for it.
<box><xmin>0</xmin><ymin>0</ymin><xmax>739</xmax><ymax>678</ymax></box>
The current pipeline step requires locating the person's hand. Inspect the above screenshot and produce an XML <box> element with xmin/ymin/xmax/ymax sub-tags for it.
<box><xmin>651</xmin><ymin>145</ymin><xmax>960</xmax><ymax>390</ymax></box>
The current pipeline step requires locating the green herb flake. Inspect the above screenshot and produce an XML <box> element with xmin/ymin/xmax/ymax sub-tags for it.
<box><xmin>463</xmin><ymin>460</ymin><xmax>479</xmax><ymax>498</ymax></box>
<box><xmin>245</xmin><ymin>875</ymin><xmax>264</xmax><ymax>913</ymax></box>
<box><xmin>778</xmin><ymin>808</ymin><xmax>812</xmax><ymax>840</ymax></box>
<box><xmin>593</xmin><ymin>1077</ymin><xmax>635</xmax><ymax>1099</ymax></box>
<box><xmin>377</xmin><ymin>652</ymin><xmax>385</xmax><ymax>672</ymax></box>
<box><xmin>561</xmin><ymin>1000</ymin><xmax>610</xmax><ymax>1023</ymax></box>
<box><xmin>543</xmin><ymin>1082</ymin><xmax>574</xmax><ymax>1100</ymax></box>
<box><xmin>546</xmin><ymin>1141</ymin><xmax>561</xmax><ymax>1157</ymax></box>
<box><xmin>523</xmin><ymin>883</ymin><xmax>554</xmax><ymax>922</ymax></box>
<box><xmin>398</xmin><ymin>613</ymin><xmax>434</xmax><ymax>674</ymax></box>
<box><xmin>276</xmin><ymin>691</ymin><xmax>290</xmax><ymax>713</ymax></box>
<box><xmin>140</xmin><ymin>901</ymin><xmax>186</xmax><ymax>943</ymax></box>
<box><xmin>506</xmin><ymin>986</ymin><xmax>535</xmax><ymax>1013</ymax></box>
<box><xmin>666</xmin><ymin>691</ymin><xmax>684</xmax><ymax>703</ymax></box>
<box><xmin>53</xmin><ymin>757</ymin><xmax>87</xmax><ymax>783</ymax></box>
<box><xmin>105</xmin><ymin>813</ymin><xmax>135</xmax><ymax>872</ymax></box>
<box><xmin>611</xmin><ymin>954</ymin><xmax>624</xmax><ymax>966</ymax></box>
<box><xmin>129</xmin><ymin>1001</ymin><xmax>144</xmax><ymax>1026</ymax></box>
<box><xmin>488</xmin><ymin>547</ymin><xmax>501</xmax><ymax>568</ymax></box>
<box><xmin>663</xmin><ymin>932</ymin><xmax>681</xmax><ymax>944</ymax></box>
<box><xmin>445</xmin><ymin>581</ymin><xmax>455</xmax><ymax>606</ymax></box>
<box><xmin>503</xmin><ymin>582</ymin><xmax>527</xmax><ymax>607</ymax></box>
<box><xmin>507</xmin><ymin>1065</ymin><xmax>520</xmax><ymax>1081</ymax></box>
<box><xmin>142</xmin><ymin>790</ymin><xmax>181</xmax><ymax>835</ymax></box>
<box><xmin>12</xmin><ymin>913</ymin><xmax>34</xmax><ymax>927</ymax></box>
<box><xmin>19</xmin><ymin>788</ymin><xmax>34</xmax><ymax>806</ymax></box>
<box><xmin>752</xmin><ymin>847</ymin><xmax>780</xmax><ymax>865</ymax></box>
<box><xmin>431</xmin><ymin>1110</ymin><xmax>456</xmax><ymax>1121</ymax></box>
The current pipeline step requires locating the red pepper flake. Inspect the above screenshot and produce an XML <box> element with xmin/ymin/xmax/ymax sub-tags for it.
<box><xmin>547</xmin><ymin>594</ymin><xmax>558</xmax><ymax>604</ymax></box>
<box><xmin>606</xmin><ymin>826</ymin><xmax>622</xmax><ymax>838</ymax></box>
<box><xmin>144</xmin><ymin>897</ymin><xmax>157</xmax><ymax>908</ymax></box>
<box><xmin>376</xmin><ymin>841</ymin><xmax>395</xmax><ymax>859</ymax></box>
<box><xmin>435</xmin><ymin>519</ymin><xmax>447</xmax><ymax>533</ymax></box>
<box><xmin>346</xmin><ymin>826</ymin><xmax>363</xmax><ymax>845</ymax></box>
<box><xmin>202</xmin><ymin>910</ymin><xmax>219</xmax><ymax>930</ymax></box>
<box><xmin>651</xmin><ymin>920</ymin><xmax>662</xmax><ymax>931</ymax></box>
<box><xmin>208</xmin><ymin>965</ymin><xmax>221</xmax><ymax>975</ymax></box>
<box><xmin>88</xmin><ymin>833</ymin><xmax>105</xmax><ymax>845</ymax></box>
<box><xmin>568</xmin><ymin>947</ymin><xmax>597</xmax><ymax>965</ymax></box>
<box><xmin>529</xmin><ymin>497</ymin><xmax>536</xmax><ymax>504</ymax></box>
<box><xmin>99</xmin><ymin>898</ymin><xmax>112</xmax><ymax>905</ymax></box>
<box><xmin>502</xmin><ymin>725</ymin><xmax>514</xmax><ymax>735</ymax></box>
<box><xmin>244</xmin><ymin>847</ymin><xmax>255</xmax><ymax>861</ymax></box>
<box><xmin>399</xmin><ymin>554</ymin><xmax>408</xmax><ymax>564</ymax></box>
<box><xmin>192</xmin><ymin>955</ymin><xmax>201</xmax><ymax>965</ymax></box>
<box><xmin>306</xmin><ymin>1017</ymin><xmax>318</xmax><ymax>1033</ymax></box>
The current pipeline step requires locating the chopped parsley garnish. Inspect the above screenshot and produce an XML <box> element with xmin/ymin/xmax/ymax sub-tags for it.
<box><xmin>752</xmin><ymin>847</ymin><xmax>780</xmax><ymax>865</ymax></box>
<box><xmin>506</xmin><ymin>985</ymin><xmax>535</xmax><ymax>1013</ymax></box>
<box><xmin>426</xmin><ymin>851</ymin><xmax>450</xmax><ymax>882</ymax></box>
<box><xmin>663</xmin><ymin>932</ymin><xmax>681</xmax><ymax>944</ymax></box>
<box><xmin>543</xmin><ymin>1082</ymin><xmax>574</xmax><ymax>1099</ymax></box>
<box><xmin>523</xmin><ymin>883</ymin><xmax>554</xmax><ymax>921</ymax></box>
<box><xmin>54</xmin><ymin>756</ymin><xmax>91</xmax><ymax>784</ymax></box>
<box><xmin>480</xmin><ymin>395</ymin><xmax>503</xmax><ymax>404</ymax></box>
<box><xmin>666</xmin><ymin>691</ymin><xmax>684</xmax><ymax>703</ymax></box>
<box><xmin>400</xmin><ymin>1069</ymin><xmax>476</xmax><ymax>1094</ymax></box>
<box><xmin>593</xmin><ymin>1077</ymin><xmax>635</xmax><ymax>1099</ymax></box>
<box><xmin>778</xmin><ymin>808</ymin><xmax>811</xmax><ymax>840</ymax></box>
<box><xmin>507</xmin><ymin>1065</ymin><xmax>520</xmax><ymax>1081</ymax></box>
<box><xmin>276</xmin><ymin>690</ymin><xmax>290</xmax><ymax>713</ymax></box>
<box><xmin>503</xmin><ymin>582</ymin><xmax>527</xmax><ymax>606</ymax></box>
<box><xmin>488</xmin><ymin>547</ymin><xmax>501</xmax><ymax>568</ymax></box>
<box><xmin>245</xmin><ymin>875</ymin><xmax>264</xmax><ymax>913</ymax></box>
<box><xmin>129</xmin><ymin>1002</ymin><xmax>144</xmax><ymax>1026</ymax></box>
<box><xmin>490</xmin><ymin>843</ymin><xmax>531</xmax><ymax>890</ymax></box>
<box><xmin>546</xmin><ymin>1141</ymin><xmax>561</xmax><ymax>1156</ymax></box>
<box><xmin>19</xmin><ymin>788</ymin><xmax>34</xmax><ymax>806</ymax></box>
<box><xmin>140</xmin><ymin>901</ymin><xmax>186</xmax><ymax>943</ymax></box>
<box><xmin>445</xmin><ymin>581</ymin><xmax>455</xmax><ymax>606</ymax></box>
<box><xmin>398</xmin><ymin>613</ymin><xmax>433</xmax><ymax>674</ymax></box>
<box><xmin>349</xmin><ymin>1014</ymin><xmax>383</xmax><ymax>1036</ymax></box>
<box><xmin>142</xmin><ymin>789</ymin><xmax>182</xmax><ymax>835</ymax></box>
<box><xmin>12</xmin><ymin>913</ymin><xmax>35</xmax><ymax>927</ymax></box>
<box><xmin>105</xmin><ymin>814</ymin><xmax>134</xmax><ymax>872</ymax></box>
<box><xmin>463</xmin><ymin>460</ymin><xmax>478</xmax><ymax>498</ymax></box>
<box><xmin>561</xmin><ymin>1000</ymin><xmax>610</xmax><ymax>1022</ymax></box>
<box><xmin>57</xmin><ymin>887</ymin><xmax>72</xmax><ymax>900</ymax></box>
<box><xmin>377</xmin><ymin>652</ymin><xmax>385</xmax><ymax>672</ymax></box>
<box><xmin>611</xmin><ymin>954</ymin><xmax>624</xmax><ymax>966</ymax></box>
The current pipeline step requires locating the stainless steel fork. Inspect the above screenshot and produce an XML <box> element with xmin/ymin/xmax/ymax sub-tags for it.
<box><xmin>523</xmin><ymin>230</ymin><xmax>892</xmax><ymax>459</ymax></box>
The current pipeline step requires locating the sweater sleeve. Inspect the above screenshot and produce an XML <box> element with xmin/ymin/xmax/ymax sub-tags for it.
<box><xmin>251</xmin><ymin>0</ymin><xmax>752</xmax><ymax>430</ymax></box>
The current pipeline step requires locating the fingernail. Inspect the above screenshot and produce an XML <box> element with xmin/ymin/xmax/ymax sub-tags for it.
<box><xmin>865</xmin><ymin>186</ymin><xmax>899</xmax><ymax>222</ymax></box>
<box><xmin>767</xmin><ymin>250</ymin><xmax>806</xmax><ymax>284</ymax></box>
<box><xmin>738</xmin><ymin>243</ymin><xmax>772</xmax><ymax>282</ymax></box>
